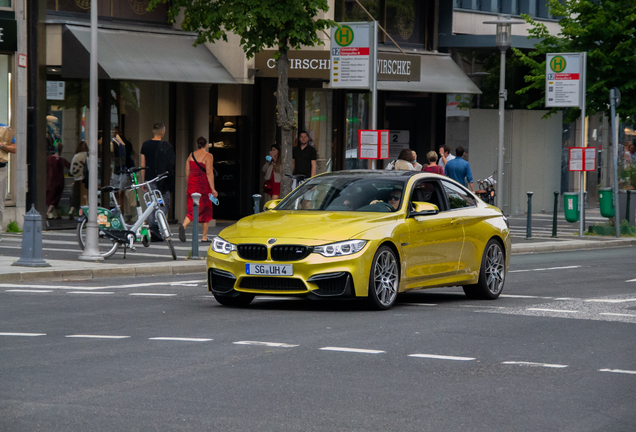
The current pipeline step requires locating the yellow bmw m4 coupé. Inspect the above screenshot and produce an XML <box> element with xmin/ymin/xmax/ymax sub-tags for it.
<box><xmin>207</xmin><ymin>170</ymin><xmax>510</xmax><ymax>310</ymax></box>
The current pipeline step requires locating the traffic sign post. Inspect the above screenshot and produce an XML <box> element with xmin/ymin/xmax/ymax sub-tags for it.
<box><xmin>546</xmin><ymin>52</ymin><xmax>587</xmax><ymax>236</ymax></box>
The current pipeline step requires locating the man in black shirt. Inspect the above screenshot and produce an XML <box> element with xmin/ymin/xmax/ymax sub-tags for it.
<box><xmin>141</xmin><ymin>123</ymin><xmax>175</xmax><ymax>239</ymax></box>
<box><xmin>292</xmin><ymin>131</ymin><xmax>317</xmax><ymax>179</ymax></box>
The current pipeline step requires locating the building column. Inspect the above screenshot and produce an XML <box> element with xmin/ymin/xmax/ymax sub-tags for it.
<box><xmin>13</xmin><ymin>0</ymin><xmax>28</xmax><ymax>227</ymax></box>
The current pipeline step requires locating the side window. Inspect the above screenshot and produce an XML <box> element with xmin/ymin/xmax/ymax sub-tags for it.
<box><xmin>411</xmin><ymin>180</ymin><xmax>442</xmax><ymax>210</ymax></box>
<box><xmin>442</xmin><ymin>181</ymin><xmax>476</xmax><ymax>210</ymax></box>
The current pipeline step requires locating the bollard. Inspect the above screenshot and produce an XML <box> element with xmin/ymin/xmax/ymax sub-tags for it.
<box><xmin>13</xmin><ymin>204</ymin><xmax>51</xmax><ymax>267</ymax></box>
<box><xmin>551</xmin><ymin>191</ymin><xmax>559</xmax><ymax>238</ymax></box>
<box><xmin>626</xmin><ymin>190</ymin><xmax>631</xmax><ymax>224</ymax></box>
<box><xmin>526</xmin><ymin>191</ymin><xmax>534</xmax><ymax>240</ymax></box>
<box><xmin>190</xmin><ymin>193</ymin><xmax>203</xmax><ymax>260</ymax></box>
<box><xmin>253</xmin><ymin>194</ymin><xmax>262</xmax><ymax>214</ymax></box>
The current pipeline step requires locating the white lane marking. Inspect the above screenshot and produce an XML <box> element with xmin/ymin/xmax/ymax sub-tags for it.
<box><xmin>129</xmin><ymin>293</ymin><xmax>177</xmax><ymax>297</ymax></box>
<box><xmin>0</xmin><ymin>279</ymin><xmax>206</xmax><ymax>291</ymax></box>
<box><xmin>149</xmin><ymin>337</ymin><xmax>213</xmax><ymax>342</ymax></box>
<box><xmin>234</xmin><ymin>341</ymin><xmax>299</xmax><ymax>347</ymax></box>
<box><xmin>599</xmin><ymin>369</ymin><xmax>636</xmax><ymax>375</ymax></box>
<box><xmin>502</xmin><ymin>361</ymin><xmax>568</xmax><ymax>368</ymax></box>
<box><xmin>526</xmin><ymin>308</ymin><xmax>578</xmax><ymax>313</ymax></box>
<box><xmin>586</xmin><ymin>298</ymin><xmax>636</xmax><ymax>303</ymax></box>
<box><xmin>67</xmin><ymin>291</ymin><xmax>114</xmax><ymax>295</ymax></box>
<box><xmin>5</xmin><ymin>289</ymin><xmax>53</xmax><ymax>293</ymax></box>
<box><xmin>169</xmin><ymin>283</ymin><xmax>199</xmax><ymax>287</ymax></box>
<box><xmin>459</xmin><ymin>305</ymin><xmax>505</xmax><ymax>309</ymax></box>
<box><xmin>554</xmin><ymin>298</ymin><xmax>577</xmax><ymax>301</ymax></box>
<box><xmin>500</xmin><ymin>294</ymin><xmax>546</xmax><ymax>299</ymax></box>
<box><xmin>0</xmin><ymin>332</ymin><xmax>46</xmax><ymax>337</ymax></box>
<box><xmin>409</xmin><ymin>354</ymin><xmax>475</xmax><ymax>361</ymax></box>
<box><xmin>66</xmin><ymin>335</ymin><xmax>130</xmax><ymax>339</ymax></box>
<box><xmin>599</xmin><ymin>313</ymin><xmax>636</xmax><ymax>318</ymax></box>
<box><xmin>509</xmin><ymin>265</ymin><xmax>581</xmax><ymax>273</ymax></box>
<box><xmin>320</xmin><ymin>347</ymin><xmax>385</xmax><ymax>354</ymax></box>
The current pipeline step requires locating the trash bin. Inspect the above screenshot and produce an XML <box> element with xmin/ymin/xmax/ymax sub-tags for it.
<box><xmin>563</xmin><ymin>192</ymin><xmax>580</xmax><ymax>223</ymax></box>
<box><xmin>598</xmin><ymin>187</ymin><xmax>615</xmax><ymax>218</ymax></box>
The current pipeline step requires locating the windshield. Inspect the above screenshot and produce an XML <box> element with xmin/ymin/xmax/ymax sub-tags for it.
<box><xmin>277</xmin><ymin>176</ymin><xmax>406</xmax><ymax>212</ymax></box>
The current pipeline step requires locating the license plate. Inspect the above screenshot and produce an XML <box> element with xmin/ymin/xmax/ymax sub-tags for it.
<box><xmin>246</xmin><ymin>264</ymin><xmax>293</xmax><ymax>276</ymax></box>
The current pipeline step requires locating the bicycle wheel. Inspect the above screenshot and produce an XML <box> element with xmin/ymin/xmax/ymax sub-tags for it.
<box><xmin>156</xmin><ymin>210</ymin><xmax>177</xmax><ymax>260</ymax></box>
<box><xmin>76</xmin><ymin>217</ymin><xmax>119</xmax><ymax>258</ymax></box>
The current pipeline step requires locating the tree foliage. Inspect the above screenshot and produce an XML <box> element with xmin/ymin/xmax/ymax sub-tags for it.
<box><xmin>148</xmin><ymin>0</ymin><xmax>336</xmax><ymax>195</ymax></box>
<box><xmin>513</xmin><ymin>0</ymin><xmax>636</xmax><ymax>121</ymax></box>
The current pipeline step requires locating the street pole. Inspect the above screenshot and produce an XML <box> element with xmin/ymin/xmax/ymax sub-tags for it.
<box><xmin>369</xmin><ymin>20</ymin><xmax>378</xmax><ymax>170</ymax></box>
<box><xmin>497</xmin><ymin>47</ymin><xmax>506</xmax><ymax>209</ymax></box>
<box><xmin>610</xmin><ymin>88</ymin><xmax>621</xmax><ymax>238</ymax></box>
<box><xmin>579</xmin><ymin>52</ymin><xmax>587</xmax><ymax>238</ymax></box>
<box><xmin>79</xmin><ymin>0</ymin><xmax>103</xmax><ymax>261</ymax></box>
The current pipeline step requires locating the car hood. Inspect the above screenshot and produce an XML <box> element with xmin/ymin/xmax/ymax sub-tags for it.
<box><xmin>219</xmin><ymin>210</ymin><xmax>398</xmax><ymax>244</ymax></box>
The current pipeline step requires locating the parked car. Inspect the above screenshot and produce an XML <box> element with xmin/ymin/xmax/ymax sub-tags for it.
<box><xmin>207</xmin><ymin>170</ymin><xmax>510</xmax><ymax>310</ymax></box>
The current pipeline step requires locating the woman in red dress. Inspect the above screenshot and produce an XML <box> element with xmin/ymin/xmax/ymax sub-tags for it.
<box><xmin>262</xmin><ymin>144</ymin><xmax>281</xmax><ymax>199</ymax></box>
<box><xmin>179</xmin><ymin>137</ymin><xmax>218</xmax><ymax>243</ymax></box>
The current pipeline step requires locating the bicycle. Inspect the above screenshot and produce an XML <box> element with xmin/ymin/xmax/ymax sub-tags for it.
<box><xmin>77</xmin><ymin>171</ymin><xmax>177</xmax><ymax>260</ymax></box>
<box><xmin>475</xmin><ymin>174</ymin><xmax>496</xmax><ymax>205</ymax></box>
<box><xmin>285</xmin><ymin>173</ymin><xmax>307</xmax><ymax>189</ymax></box>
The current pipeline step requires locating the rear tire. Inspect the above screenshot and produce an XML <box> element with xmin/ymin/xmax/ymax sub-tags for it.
<box><xmin>213</xmin><ymin>293</ymin><xmax>255</xmax><ymax>307</ymax></box>
<box><xmin>367</xmin><ymin>245</ymin><xmax>399</xmax><ymax>310</ymax></box>
<box><xmin>76</xmin><ymin>216</ymin><xmax>119</xmax><ymax>259</ymax></box>
<box><xmin>463</xmin><ymin>239</ymin><xmax>505</xmax><ymax>300</ymax></box>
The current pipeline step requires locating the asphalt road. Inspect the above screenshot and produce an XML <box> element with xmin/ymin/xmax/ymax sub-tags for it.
<box><xmin>1</xmin><ymin>248</ymin><xmax>635</xmax><ymax>431</ymax></box>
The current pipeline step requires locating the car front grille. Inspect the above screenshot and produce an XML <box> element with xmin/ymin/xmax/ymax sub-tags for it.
<box><xmin>239</xmin><ymin>277</ymin><xmax>307</xmax><ymax>291</ymax></box>
<box><xmin>271</xmin><ymin>245</ymin><xmax>311</xmax><ymax>261</ymax></box>
<box><xmin>237</xmin><ymin>244</ymin><xmax>268</xmax><ymax>261</ymax></box>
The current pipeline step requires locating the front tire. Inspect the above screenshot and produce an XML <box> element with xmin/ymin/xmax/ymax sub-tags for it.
<box><xmin>76</xmin><ymin>216</ymin><xmax>119</xmax><ymax>259</ymax></box>
<box><xmin>463</xmin><ymin>239</ymin><xmax>505</xmax><ymax>300</ymax></box>
<box><xmin>156</xmin><ymin>211</ymin><xmax>176</xmax><ymax>260</ymax></box>
<box><xmin>213</xmin><ymin>293</ymin><xmax>255</xmax><ymax>307</ymax></box>
<box><xmin>367</xmin><ymin>246</ymin><xmax>399</xmax><ymax>310</ymax></box>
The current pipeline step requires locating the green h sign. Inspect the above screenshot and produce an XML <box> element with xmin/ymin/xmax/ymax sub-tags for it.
<box><xmin>550</xmin><ymin>55</ymin><xmax>567</xmax><ymax>73</ymax></box>
<box><xmin>334</xmin><ymin>26</ymin><xmax>354</xmax><ymax>47</ymax></box>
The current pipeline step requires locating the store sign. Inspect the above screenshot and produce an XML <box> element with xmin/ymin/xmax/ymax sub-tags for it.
<box><xmin>0</xmin><ymin>19</ymin><xmax>17</xmax><ymax>52</ymax></box>
<box><xmin>446</xmin><ymin>94</ymin><xmax>471</xmax><ymax>117</ymax></box>
<box><xmin>546</xmin><ymin>53</ymin><xmax>584</xmax><ymax>108</ymax></box>
<box><xmin>358</xmin><ymin>130</ymin><xmax>389</xmax><ymax>160</ymax></box>
<box><xmin>255</xmin><ymin>50</ymin><xmax>420</xmax><ymax>82</ymax></box>
<box><xmin>388</xmin><ymin>130</ymin><xmax>410</xmax><ymax>160</ymax></box>
<box><xmin>331</xmin><ymin>23</ymin><xmax>372</xmax><ymax>88</ymax></box>
<box><xmin>569</xmin><ymin>147</ymin><xmax>596</xmax><ymax>172</ymax></box>
<box><xmin>46</xmin><ymin>81</ymin><xmax>66</xmax><ymax>100</ymax></box>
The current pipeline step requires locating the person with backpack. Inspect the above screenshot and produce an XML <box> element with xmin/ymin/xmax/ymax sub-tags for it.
<box><xmin>178</xmin><ymin>136</ymin><xmax>218</xmax><ymax>243</ymax></box>
<box><xmin>141</xmin><ymin>123</ymin><xmax>175</xmax><ymax>241</ymax></box>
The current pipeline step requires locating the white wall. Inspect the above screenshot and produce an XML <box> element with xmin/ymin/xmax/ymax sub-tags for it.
<box><xmin>468</xmin><ymin>109</ymin><xmax>563</xmax><ymax>215</ymax></box>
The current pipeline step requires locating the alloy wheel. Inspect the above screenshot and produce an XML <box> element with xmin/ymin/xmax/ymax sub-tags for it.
<box><xmin>373</xmin><ymin>250</ymin><xmax>399</xmax><ymax>307</ymax></box>
<box><xmin>485</xmin><ymin>243</ymin><xmax>505</xmax><ymax>295</ymax></box>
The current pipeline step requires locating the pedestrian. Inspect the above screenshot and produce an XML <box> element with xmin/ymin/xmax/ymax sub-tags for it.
<box><xmin>292</xmin><ymin>131</ymin><xmax>317</xmax><ymax>180</ymax></box>
<box><xmin>393</xmin><ymin>148</ymin><xmax>415</xmax><ymax>170</ymax></box>
<box><xmin>68</xmin><ymin>140</ymin><xmax>88</xmax><ymax>218</ymax></box>
<box><xmin>46</xmin><ymin>143</ymin><xmax>71</xmax><ymax>219</ymax></box>
<box><xmin>438</xmin><ymin>145</ymin><xmax>455</xmax><ymax>170</ymax></box>
<box><xmin>423</xmin><ymin>151</ymin><xmax>444</xmax><ymax>175</ymax></box>
<box><xmin>178</xmin><ymin>136</ymin><xmax>217</xmax><ymax>243</ymax></box>
<box><xmin>110</xmin><ymin>129</ymin><xmax>129</xmax><ymax>208</ymax></box>
<box><xmin>141</xmin><ymin>123</ymin><xmax>175</xmax><ymax>241</ymax></box>
<box><xmin>262</xmin><ymin>144</ymin><xmax>281</xmax><ymax>200</ymax></box>
<box><xmin>0</xmin><ymin>123</ymin><xmax>16</xmax><ymax>240</ymax></box>
<box><xmin>445</xmin><ymin>146</ymin><xmax>474</xmax><ymax>192</ymax></box>
<box><xmin>411</xmin><ymin>151</ymin><xmax>423</xmax><ymax>171</ymax></box>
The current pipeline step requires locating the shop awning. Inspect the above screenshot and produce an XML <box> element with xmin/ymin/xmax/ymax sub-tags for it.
<box><xmin>62</xmin><ymin>25</ymin><xmax>236</xmax><ymax>84</ymax></box>
<box><xmin>377</xmin><ymin>53</ymin><xmax>481</xmax><ymax>94</ymax></box>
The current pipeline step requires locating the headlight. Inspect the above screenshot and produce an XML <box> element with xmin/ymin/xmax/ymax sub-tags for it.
<box><xmin>211</xmin><ymin>236</ymin><xmax>236</xmax><ymax>255</ymax></box>
<box><xmin>313</xmin><ymin>240</ymin><xmax>367</xmax><ymax>257</ymax></box>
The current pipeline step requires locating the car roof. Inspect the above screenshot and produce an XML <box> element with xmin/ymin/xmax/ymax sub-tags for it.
<box><xmin>317</xmin><ymin>170</ymin><xmax>423</xmax><ymax>179</ymax></box>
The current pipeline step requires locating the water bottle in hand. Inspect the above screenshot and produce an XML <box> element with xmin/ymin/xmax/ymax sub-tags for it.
<box><xmin>265</xmin><ymin>155</ymin><xmax>272</xmax><ymax>162</ymax></box>
<box><xmin>209</xmin><ymin>193</ymin><xmax>219</xmax><ymax>205</ymax></box>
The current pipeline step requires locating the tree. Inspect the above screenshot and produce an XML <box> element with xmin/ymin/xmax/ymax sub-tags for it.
<box><xmin>148</xmin><ymin>0</ymin><xmax>336</xmax><ymax>196</ymax></box>
<box><xmin>513</xmin><ymin>0</ymin><xmax>636</xmax><ymax>122</ymax></box>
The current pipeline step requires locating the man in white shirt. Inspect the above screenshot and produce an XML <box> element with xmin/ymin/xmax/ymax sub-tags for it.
<box><xmin>438</xmin><ymin>145</ymin><xmax>455</xmax><ymax>170</ymax></box>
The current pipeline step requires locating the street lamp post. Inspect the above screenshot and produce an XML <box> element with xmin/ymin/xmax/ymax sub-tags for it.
<box><xmin>483</xmin><ymin>15</ymin><xmax>524</xmax><ymax>210</ymax></box>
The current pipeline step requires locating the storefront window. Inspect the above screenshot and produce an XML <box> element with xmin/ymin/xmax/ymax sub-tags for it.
<box><xmin>344</xmin><ymin>92</ymin><xmax>369</xmax><ymax>170</ymax></box>
<box><xmin>0</xmin><ymin>1</ymin><xmax>11</xmax><ymax>9</ymax></box>
<box><xmin>0</xmin><ymin>54</ymin><xmax>10</xmax><ymax>202</ymax></box>
<box><xmin>304</xmin><ymin>89</ymin><xmax>333</xmax><ymax>173</ymax></box>
<box><xmin>620</xmin><ymin>121</ymin><xmax>636</xmax><ymax>190</ymax></box>
<box><xmin>386</xmin><ymin>0</ymin><xmax>425</xmax><ymax>46</ymax></box>
<box><xmin>47</xmin><ymin>0</ymin><xmax>168</xmax><ymax>23</ymax></box>
<box><xmin>334</xmin><ymin>0</ymin><xmax>380</xmax><ymax>22</ymax></box>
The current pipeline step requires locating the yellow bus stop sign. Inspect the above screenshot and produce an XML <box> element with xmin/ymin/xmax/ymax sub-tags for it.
<box><xmin>334</xmin><ymin>26</ymin><xmax>354</xmax><ymax>47</ymax></box>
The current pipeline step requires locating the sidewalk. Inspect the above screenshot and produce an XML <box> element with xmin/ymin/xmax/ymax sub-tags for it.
<box><xmin>1</xmin><ymin>216</ymin><xmax>634</xmax><ymax>283</ymax></box>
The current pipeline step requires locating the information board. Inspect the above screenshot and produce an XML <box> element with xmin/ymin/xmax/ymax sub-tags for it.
<box><xmin>358</xmin><ymin>130</ymin><xmax>389</xmax><ymax>160</ymax></box>
<box><xmin>330</xmin><ymin>23</ymin><xmax>371</xmax><ymax>89</ymax></box>
<box><xmin>546</xmin><ymin>53</ymin><xmax>584</xmax><ymax>108</ymax></box>
<box><xmin>569</xmin><ymin>147</ymin><xmax>596</xmax><ymax>172</ymax></box>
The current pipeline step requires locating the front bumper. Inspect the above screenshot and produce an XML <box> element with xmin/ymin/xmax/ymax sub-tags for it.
<box><xmin>206</xmin><ymin>243</ymin><xmax>376</xmax><ymax>299</ymax></box>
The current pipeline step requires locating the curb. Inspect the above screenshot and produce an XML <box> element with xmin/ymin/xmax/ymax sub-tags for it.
<box><xmin>511</xmin><ymin>238</ymin><xmax>636</xmax><ymax>255</ymax></box>
<box><xmin>1</xmin><ymin>261</ymin><xmax>207</xmax><ymax>283</ymax></box>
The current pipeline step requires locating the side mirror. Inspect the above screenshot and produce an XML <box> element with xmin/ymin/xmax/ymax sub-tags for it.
<box><xmin>263</xmin><ymin>199</ymin><xmax>281</xmax><ymax>211</ymax></box>
<box><xmin>411</xmin><ymin>202</ymin><xmax>439</xmax><ymax>216</ymax></box>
